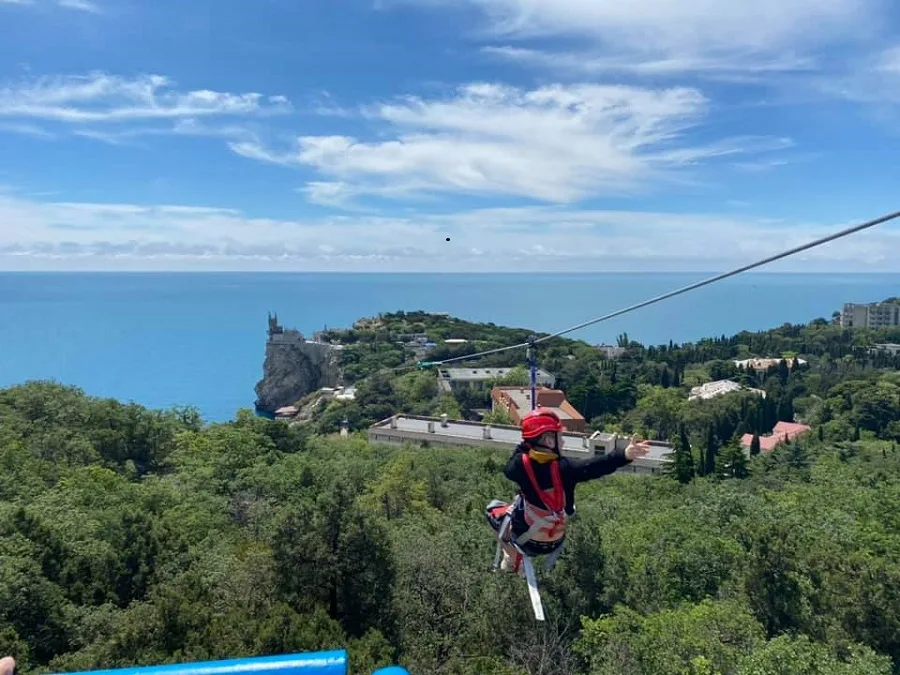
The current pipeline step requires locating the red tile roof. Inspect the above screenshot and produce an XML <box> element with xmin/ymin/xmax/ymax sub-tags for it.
<box><xmin>741</xmin><ymin>421</ymin><xmax>811</xmax><ymax>452</ymax></box>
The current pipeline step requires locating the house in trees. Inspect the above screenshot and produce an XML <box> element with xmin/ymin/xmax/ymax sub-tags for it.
<box><xmin>490</xmin><ymin>386</ymin><xmax>586</xmax><ymax>433</ymax></box>
<box><xmin>688</xmin><ymin>379</ymin><xmax>766</xmax><ymax>401</ymax></box>
<box><xmin>740</xmin><ymin>421</ymin><xmax>811</xmax><ymax>453</ymax></box>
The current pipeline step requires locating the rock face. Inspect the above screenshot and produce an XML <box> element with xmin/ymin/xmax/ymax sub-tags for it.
<box><xmin>254</xmin><ymin>313</ymin><xmax>342</xmax><ymax>415</ymax></box>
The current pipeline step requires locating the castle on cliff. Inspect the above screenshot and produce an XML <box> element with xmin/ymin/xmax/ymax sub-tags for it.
<box><xmin>266</xmin><ymin>312</ymin><xmax>343</xmax><ymax>352</ymax></box>
<box><xmin>267</xmin><ymin>312</ymin><xmax>306</xmax><ymax>345</ymax></box>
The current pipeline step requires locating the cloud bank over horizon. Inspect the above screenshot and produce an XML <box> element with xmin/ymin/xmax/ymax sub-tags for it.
<box><xmin>1</xmin><ymin>0</ymin><xmax>899</xmax><ymax>271</ymax></box>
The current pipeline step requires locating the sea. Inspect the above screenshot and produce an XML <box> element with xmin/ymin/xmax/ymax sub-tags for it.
<box><xmin>1</xmin><ymin>272</ymin><xmax>897</xmax><ymax>423</ymax></box>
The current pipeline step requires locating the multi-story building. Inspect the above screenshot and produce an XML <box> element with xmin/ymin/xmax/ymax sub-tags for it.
<box><xmin>367</xmin><ymin>414</ymin><xmax>674</xmax><ymax>476</ymax></box>
<box><xmin>491</xmin><ymin>386</ymin><xmax>586</xmax><ymax>433</ymax></box>
<box><xmin>840</xmin><ymin>302</ymin><xmax>900</xmax><ymax>329</ymax></box>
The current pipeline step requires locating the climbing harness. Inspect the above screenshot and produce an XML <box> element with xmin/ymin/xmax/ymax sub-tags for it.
<box><xmin>486</xmin><ymin>453</ymin><xmax>569</xmax><ymax>621</ymax></box>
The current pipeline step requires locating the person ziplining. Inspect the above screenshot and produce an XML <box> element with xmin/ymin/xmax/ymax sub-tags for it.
<box><xmin>409</xmin><ymin>208</ymin><xmax>900</xmax><ymax>621</ymax></box>
<box><xmin>485</xmin><ymin>408</ymin><xmax>652</xmax><ymax>620</ymax></box>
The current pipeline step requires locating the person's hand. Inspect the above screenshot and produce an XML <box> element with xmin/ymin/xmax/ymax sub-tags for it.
<box><xmin>625</xmin><ymin>435</ymin><xmax>652</xmax><ymax>460</ymax></box>
<box><xmin>1</xmin><ymin>656</ymin><xmax>16</xmax><ymax>675</ymax></box>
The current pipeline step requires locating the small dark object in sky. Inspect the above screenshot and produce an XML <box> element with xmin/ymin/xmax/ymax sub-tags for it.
<box><xmin>446</xmin><ymin>237</ymin><xmax>450</xmax><ymax>241</ymax></box>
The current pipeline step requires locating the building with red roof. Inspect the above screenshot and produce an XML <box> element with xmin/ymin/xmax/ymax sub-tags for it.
<box><xmin>491</xmin><ymin>386</ymin><xmax>586</xmax><ymax>433</ymax></box>
<box><xmin>741</xmin><ymin>421</ymin><xmax>811</xmax><ymax>454</ymax></box>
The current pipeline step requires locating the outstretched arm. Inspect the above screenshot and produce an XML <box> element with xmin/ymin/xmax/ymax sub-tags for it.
<box><xmin>567</xmin><ymin>446</ymin><xmax>631</xmax><ymax>483</ymax></box>
<box><xmin>567</xmin><ymin>436</ymin><xmax>652</xmax><ymax>483</ymax></box>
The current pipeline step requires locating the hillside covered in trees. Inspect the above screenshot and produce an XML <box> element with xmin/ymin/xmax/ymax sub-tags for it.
<box><xmin>2</xmin><ymin>313</ymin><xmax>900</xmax><ymax>674</ymax></box>
<box><xmin>316</xmin><ymin>311</ymin><xmax>900</xmax><ymax>452</ymax></box>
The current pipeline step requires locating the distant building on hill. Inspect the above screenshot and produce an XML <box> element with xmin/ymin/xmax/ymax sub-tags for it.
<box><xmin>840</xmin><ymin>301</ymin><xmax>900</xmax><ymax>329</ymax></box>
<box><xmin>596</xmin><ymin>344</ymin><xmax>626</xmax><ymax>359</ymax></box>
<box><xmin>689</xmin><ymin>379</ymin><xmax>766</xmax><ymax>401</ymax></box>
<box><xmin>740</xmin><ymin>421</ymin><xmax>811</xmax><ymax>454</ymax></box>
<box><xmin>734</xmin><ymin>357</ymin><xmax>806</xmax><ymax>370</ymax></box>
<box><xmin>491</xmin><ymin>386</ymin><xmax>586</xmax><ymax>433</ymax></box>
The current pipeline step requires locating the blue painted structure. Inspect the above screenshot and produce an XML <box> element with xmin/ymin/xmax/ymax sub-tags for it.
<box><xmin>51</xmin><ymin>651</ymin><xmax>409</xmax><ymax>675</ymax></box>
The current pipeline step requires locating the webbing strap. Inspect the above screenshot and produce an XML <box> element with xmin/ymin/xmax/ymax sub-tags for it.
<box><xmin>521</xmin><ymin>453</ymin><xmax>565</xmax><ymax>513</ymax></box>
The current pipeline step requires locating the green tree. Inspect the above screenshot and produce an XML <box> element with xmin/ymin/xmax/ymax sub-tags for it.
<box><xmin>668</xmin><ymin>424</ymin><xmax>695</xmax><ymax>484</ymax></box>
<box><xmin>716</xmin><ymin>440</ymin><xmax>748</xmax><ymax>479</ymax></box>
<box><xmin>703</xmin><ymin>425</ymin><xmax>719</xmax><ymax>476</ymax></box>
<box><xmin>750</xmin><ymin>432</ymin><xmax>761</xmax><ymax>457</ymax></box>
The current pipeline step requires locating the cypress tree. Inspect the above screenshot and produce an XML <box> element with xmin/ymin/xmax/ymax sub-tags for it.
<box><xmin>777</xmin><ymin>394</ymin><xmax>794</xmax><ymax>423</ymax></box>
<box><xmin>750</xmin><ymin>432</ymin><xmax>761</xmax><ymax>457</ymax></box>
<box><xmin>778</xmin><ymin>358</ymin><xmax>790</xmax><ymax>384</ymax></box>
<box><xmin>763</xmin><ymin>395</ymin><xmax>778</xmax><ymax>430</ymax></box>
<box><xmin>705</xmin><ymin>425</ymin><xmax>718</xmax><ymax>476</ymax></box>
<box><xmin>668</xmin><ymin>424</ymin><xmax>695</xmax><ymax>484</ymax></box>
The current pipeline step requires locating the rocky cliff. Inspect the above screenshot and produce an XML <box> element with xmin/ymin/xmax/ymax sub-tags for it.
<box><xmin>254</xmin><ymin>314</ymin><xmax>342</xmax><ymax>415</ymax></box>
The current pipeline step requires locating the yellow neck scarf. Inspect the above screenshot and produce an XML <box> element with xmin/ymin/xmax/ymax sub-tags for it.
<box><xmin>528</xmin><ymin>449</ymin><xmax>559</xmax><ymax>464</ymax></box>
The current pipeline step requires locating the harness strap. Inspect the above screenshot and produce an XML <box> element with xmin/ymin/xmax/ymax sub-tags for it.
<box><xmin>514</xmin><ymin>455</ymin><xmax>568</xmax><ymax>545</ymax></box>
<box><xmin>521</xmin><ymin>453</ymin><xmax>565</xmax><ymax>513</ymax></box>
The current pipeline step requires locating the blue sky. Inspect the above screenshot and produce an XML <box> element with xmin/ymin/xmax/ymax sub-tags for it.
<box><xmin>1</xmin><ymin>0</ymin><xmax>900</xmax><ymax>271</ymax></box>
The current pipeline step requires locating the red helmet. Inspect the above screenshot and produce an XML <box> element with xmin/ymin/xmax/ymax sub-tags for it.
<box><xmin>521</xmin><ymin>408</ymin><xmax>563</xmax><ymax>440</ymax></box>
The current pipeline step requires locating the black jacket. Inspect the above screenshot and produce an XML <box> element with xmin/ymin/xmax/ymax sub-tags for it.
<box><xmin>503</xmin><ymin>442</ymin><xmax>631</xmax><ymax>516</ymax></box>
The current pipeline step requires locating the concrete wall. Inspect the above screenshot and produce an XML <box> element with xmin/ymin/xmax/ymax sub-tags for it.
<box><xmin>367</xmin><ymin>425</ymin><xmax>669</xmax><ymax>473</ymax></box>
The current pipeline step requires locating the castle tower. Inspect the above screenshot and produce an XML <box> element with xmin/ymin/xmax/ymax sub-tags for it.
<box><xmin>267</xmin><ymin>312</ymin><xmax>283</xmax><ymax>337</ymax></box>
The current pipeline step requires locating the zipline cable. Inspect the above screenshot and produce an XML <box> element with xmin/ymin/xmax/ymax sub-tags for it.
<box><xmin>397</xmin><ymin>208</ymin><xmax>900</xmax><ymax>372</ymax></box>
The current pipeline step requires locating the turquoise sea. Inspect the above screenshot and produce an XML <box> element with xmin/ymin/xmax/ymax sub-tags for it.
<box><xmin>1</xmin><ymin>272</ymin><xmax>897</xmax><ymax>423</ymax></box>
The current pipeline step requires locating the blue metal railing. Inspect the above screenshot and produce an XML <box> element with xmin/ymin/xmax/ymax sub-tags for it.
<box><xmin>51</xmin><ymin>651</ymin><xmax>409</xmax><ymax>675</ymax></box>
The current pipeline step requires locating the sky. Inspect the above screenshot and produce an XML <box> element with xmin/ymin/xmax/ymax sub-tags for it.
<box><xmin>1</xmin><ymin>0</ymin><xmax>900</xmax><ymax>272</ymax></box>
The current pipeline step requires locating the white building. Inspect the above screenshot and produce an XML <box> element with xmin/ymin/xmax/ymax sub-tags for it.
<box><xmin>871</xmin><ymin>343</ymin><xmax>900</xmax><ymax>356</ymax></box>
<box><xmin>689</xmin><ymin>379</ymin><xmax>766</xmax><ymax>401</ymax></box>
<box><xmin>596</xmin><ymin>344</ymin><xmax>626</xmax><ymax>359</ymax></box>
<box><xmin>367</xmin><ymin>414</ymin><xmax>673</xmax><ymax>476</ymax></box>
<box><xmin>734</xmin><ymin>357</ymin><xmax>806</xmax><ymax>370</ymax></box>
<box><xmin>840</xmin><ymin>302</ymin><xmax>900</xmax><ymax>329</ymax></box>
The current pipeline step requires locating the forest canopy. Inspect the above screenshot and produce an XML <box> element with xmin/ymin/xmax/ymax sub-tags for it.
<box><xmin>2</xmin><ymin>312</ymin><xmax>900</xmax><ymax>675</ymax></box>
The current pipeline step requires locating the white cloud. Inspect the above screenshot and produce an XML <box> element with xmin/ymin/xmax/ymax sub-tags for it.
<box><xmin>57</xmin><ymin>0</ymin><xmax>98</xmax><ymax>11</ymax></box>
<box><xmin>400</xmin><ymin>0</ymin><xmax>884</xmax><ymax>78</ymax></box>
<box><xmin>1</xmin><ymin>193</ymin><xmax>898</xmax><ymax>272</ymax></box>
<box><xmin>0</xmin><ymin>121</ymin><xmax>54</xmax><ymax>137</ymax></box>
<box><xmin>236</xmin><ymin>82</ymin><xmax>790</xmax><ymax>205</ymax></box>
<box><xmin>0</xmin><ymin>71</ymin><xmax>291</xmax><ymax>124</ymax></box>
<box><xmin>482</xmin><ymin>46</ymin><xmax>818</xmax><ymax>81</ymax></box>
<box><xmin>459</xmin><ymin>0</ymin><xmax>876</xmax><ymax>49</ymax></box>
<box><xmin>0</xmin><ymin>0</ymin><xmax>101</xmax><ymax>9</ymax></box>
<box><xmin>815</xmin><ymin>45</ymin><xmax>900</xmax><ymax>105</ymax></box>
